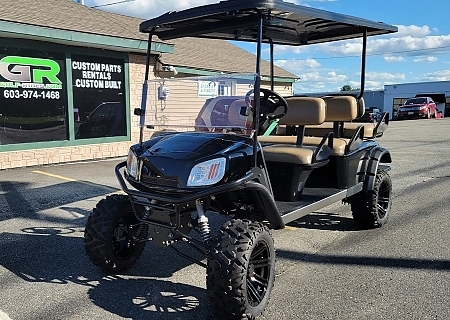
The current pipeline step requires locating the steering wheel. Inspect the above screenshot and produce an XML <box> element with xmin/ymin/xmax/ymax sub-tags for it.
<box><xmin>245</xmin><ymin>88</ymin><xmax>288</xmax><ymax>133</ymax></box>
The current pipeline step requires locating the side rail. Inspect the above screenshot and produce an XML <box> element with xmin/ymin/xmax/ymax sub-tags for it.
<box><xmin>311</xmin><ymin>131</ymin><xmax>334</xmax><ymax>162</ymax></box>
<box><xmin>373</xmin><ymin>112</ymin><xmax>390</xmax><ymax>138</ymax></box>
<box><xmin>345</xmin><ymin>125</ymin><xmax>365</xmax><ymax>153</ymax></box>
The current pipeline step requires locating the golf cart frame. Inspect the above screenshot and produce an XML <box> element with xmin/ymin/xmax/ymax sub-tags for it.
<box><xmin>84</xmin><ymin>1</ymin><xmax>397</xmax><ymax>319</ymax></box>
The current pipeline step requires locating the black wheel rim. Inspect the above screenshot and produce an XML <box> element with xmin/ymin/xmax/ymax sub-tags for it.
<box><xmin>246</xmin><ymin>240</ymin><xmax>272</xmax><ymax>307</ymax></box>
<box><xmin>377</xmin><ymin>180</ymin><xmax>391</xmax><ymax>219</ymax></box>
<box><xmin>112</xmin><ymin>211</ymin><xmax>138</xmax><ymax>259</ymax></box>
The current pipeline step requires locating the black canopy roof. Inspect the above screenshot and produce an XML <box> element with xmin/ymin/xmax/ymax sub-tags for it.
<box><xmin>140</xmin><ymin>0</ymin><xmax>397</xmax><ymax>45</ymax></box>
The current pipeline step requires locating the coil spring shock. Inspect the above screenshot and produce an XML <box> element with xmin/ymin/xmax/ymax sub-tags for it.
<box><xmin>196</xmin><ymin>199</ymin><xmax>211</xmax><ymax>243</ymax></box>
<box><xmin>135</xmin><ymin>202</ymin><xmax>155</xmax><ymax>240</ymax></box>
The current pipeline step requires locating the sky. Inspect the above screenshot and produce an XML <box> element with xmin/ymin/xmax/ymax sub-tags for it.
<box><xmin>82</xmin><ymin>0</ymin><xmax>450</xmax><ymax>94</ymax></box>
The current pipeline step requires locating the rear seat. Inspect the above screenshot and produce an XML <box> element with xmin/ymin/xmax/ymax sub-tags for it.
<box><xmin>262</xmin><ymin>97</ymin><xmax>332</xmax><ymax>165</ymax></box>
<box><xmin>304</xmin><ymin>121</ymin><xmax>376</xmax><ymax>139</ymax></box>
<box><xmin>304</xmin><ymin>96</ymin><xmax>376</xmax><ymax>138</ymax></box>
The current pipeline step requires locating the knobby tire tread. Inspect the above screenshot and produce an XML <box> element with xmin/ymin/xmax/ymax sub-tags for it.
<box><xmin>351</xmin><ymin>170</ymin><xmax>392</xmax><ymax>228</ymax></box>
<box><xmin>84</xmin><ymin>194</ymin><xmax>145</xmax><ymax>273</ymax></box>
<box><xmin>207</xmin><ymin>219</ymin><xmax>275</xmax><ymax>320</ymax></box>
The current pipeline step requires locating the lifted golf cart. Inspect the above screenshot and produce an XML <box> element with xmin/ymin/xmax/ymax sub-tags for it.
<box><xmin>84</xmin><ymin>1</ymin><xmax>397</xmax><ymax>319</ymax></box>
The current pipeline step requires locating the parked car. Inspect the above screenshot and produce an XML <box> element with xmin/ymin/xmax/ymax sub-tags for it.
<box><xmin>397</xmin><ymin>97</ymin><xmax>437</xmax><ymax>120</ymax></box>
<box><xmin>356</xmin><ymin>107</ymin><xmax>380</xmax><ymax>122</ymax></box>
<box><xmin>75</xmin><ymin>102</ymin><xmax>126</xmax><ymax>139</ymax></box>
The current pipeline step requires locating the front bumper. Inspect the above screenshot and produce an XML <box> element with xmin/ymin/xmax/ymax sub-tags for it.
<box><xmin>115</xmin><ymin>161</ymin><xmax>284</xmax><ymax>229</ymax></box>
<box><xmin>115</xmin><ymin>161</ymin><xmax>254</xmax><ymax>204</ymax></box>
<box><xmin>397</xmin><ymin>110</ymin><xmax>427</xmax><ymax>119</ymax></box>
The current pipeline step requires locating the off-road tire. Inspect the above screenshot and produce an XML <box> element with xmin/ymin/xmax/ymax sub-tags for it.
<box><xmin>207</xmin><ymin>219</ymin><xmax>275</xmax><ymax>320</ymax></box>
<box><xmin>351</xmin><ymin>170</ymin><xmax>392</xmax><ymax>228</ymax></box>
<box><xmin>84</xmin><ymin>194</ymin><xmax>146</xmax><ymax>273</ymax></box>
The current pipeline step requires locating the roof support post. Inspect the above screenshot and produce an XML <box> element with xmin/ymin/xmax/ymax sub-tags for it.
<box><xmin>269</xmin><ymin>38</ymin><xmax>274</xmax><ymax>91</ymax></box>
<box><xmin>253</xmin><ymin>10</ymin><xmax>263</xmax><ymax>168</ymax></box>
<box><xmin>357</xmin><ymin>28</ymin><xmax>367</xmax><ymax>100</ymax></box>
<box><xmin>139</xmin><ymin>31</ymin><xmax>154</xmax><ymax>148</ymax></box>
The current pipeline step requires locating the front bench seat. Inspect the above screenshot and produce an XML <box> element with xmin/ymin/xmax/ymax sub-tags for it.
<box><xmin>262</xmin><ymin>97</ymin><xmax>331</xmax><ymax>165</ymax></box>
<box><xmin>261</xmin><ymin>96</ymin><xmax>363</xmax><ymax>156</ymax></box>
<box><xmin>261</xmin><ymin>97</ymin><xmax>332</xmax><ymax>201</ymax></box>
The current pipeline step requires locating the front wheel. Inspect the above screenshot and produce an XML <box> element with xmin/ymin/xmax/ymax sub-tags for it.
<box><xmin>84</xmin><ymin>194</ymin><xmax>147</xmax><ymax>273</ymax></box>
<box><xmin>207</xmin><ymin>219</ymin><xmax>275</xmax><ymax>320</ymax></box>
<box><xmin>350</xmin><ymin>170</ymin><xmax>392</xmax><ymax>228</ymax></box>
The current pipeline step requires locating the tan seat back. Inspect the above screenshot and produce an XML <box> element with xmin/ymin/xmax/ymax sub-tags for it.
<box><xmin>322</xmin><ymin>95</ymin><xmax>359</xmax><ymax>122</ymax></box>
<box><xmin>356</xmin><ymin>97</ymin><xmax>365</xmax><ymax>118</ymax></box>
<box><xmin>279</xmin><ymin>97</ymin><xmax>326</xmax><ymax>126</ymax></box>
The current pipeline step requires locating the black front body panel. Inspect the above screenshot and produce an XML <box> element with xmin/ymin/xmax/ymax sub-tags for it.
<box><xmin>130</xmin><ymin>132</ymin><xmax>256</xmax><ymax>191</ymax></box>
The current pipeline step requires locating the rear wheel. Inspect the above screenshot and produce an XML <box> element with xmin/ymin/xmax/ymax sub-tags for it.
<box><xmin>207</xmin><ymin>219</ymin><xmax>275</xmax><ymax>319</ymax></box>
<box><xmin>350</xmin><ymin>170</ymin><xmax>392</xmax><ymax>228</ymax></box>
<box><xmin>84</xmin><ymin>194</ymin><xmax>147</xmax><ymax>272</ymax></box>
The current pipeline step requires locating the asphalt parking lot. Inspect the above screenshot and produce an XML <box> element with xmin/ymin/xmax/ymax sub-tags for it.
<box><xmin>1</xmin><ymin>118</ymin><xmax>449</xmax><ymax>320</ymax></box>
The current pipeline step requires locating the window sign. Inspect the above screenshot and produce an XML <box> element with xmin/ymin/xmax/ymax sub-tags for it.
<box><xmin>198</xmin><ymin>81</ymin><xmax>218</xmax><ymax>97</ymax></box>
<box><xmin>0</xmin><ymin>47</ymin><xmax>67</xmax><ymax>145</ymax></box>
<box><xmin>218</xmin><ymin>80</ymin><xmax>235</xmax><ymax>96</ymax></box>
<box><xmin>71</xmin><ymin>54</ymin><xmax>126</xmax><ymax>139</ymax></box>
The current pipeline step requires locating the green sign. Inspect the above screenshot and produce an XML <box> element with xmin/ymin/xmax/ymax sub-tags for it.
<box><xmin>0</xmin><ymin>56</ymin><xmax>62</xmax><ymax>89</ymax></box>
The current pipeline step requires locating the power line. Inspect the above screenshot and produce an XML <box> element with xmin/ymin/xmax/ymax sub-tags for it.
<box><xmin>91</xmin><ymin>0</ymin><xmax>136</xmax><ymax>8</ymax></box>
<box><xmin>272</xmin><ymin>45</ymin><xmax>450</xmax><ymax>61</ymax></box>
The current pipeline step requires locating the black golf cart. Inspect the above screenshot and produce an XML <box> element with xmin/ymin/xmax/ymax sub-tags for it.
<box><xmin>84</xmin><ymin>1</ymin><xmax>397</xmax><ymax>319</ymax></box>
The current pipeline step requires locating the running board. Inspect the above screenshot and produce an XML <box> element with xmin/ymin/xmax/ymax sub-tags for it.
<box><xmin>280</xmin><ymin>183</ymin><xmax>362</xmax><ymax>225</ymax></box>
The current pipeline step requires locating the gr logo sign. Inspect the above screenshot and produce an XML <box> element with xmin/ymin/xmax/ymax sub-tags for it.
<box><xmin>0</xmin><ymin>56</ymin><xmax>62</xmax><ymax>84</ymax></box>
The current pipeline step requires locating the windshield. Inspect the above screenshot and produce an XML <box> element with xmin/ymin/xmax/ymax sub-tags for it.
<box><xmin>142</xmin><ymin>73</ymin><xmax>257</xmax><ymax>137</ymax></box>
<box><xmin>405</xmin><ymin>98</ymin><xmax>427</xmax><ymax>105</ymax></box>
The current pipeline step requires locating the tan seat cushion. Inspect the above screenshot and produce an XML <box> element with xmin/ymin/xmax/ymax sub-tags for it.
<box><xmin>259</xmin><ymin>135</ymin><xmax>348</xmax><ymax>156</ymax></box>
<box><xmin>304</xmin><ymin>123</ymin><xmax>333</xmax><ymax>137</ymax></box>
<box><xmin>304</xmin><ymin>136</ymin><xmax>348</xmax><ymax>156</ymax></box>
<box><xmin>344</xmin><ymin>122</ymin><xmax>375</xmax><ymax>138</ymax></box>
<box><xmin>259</xmin><ymin>135</ymin><xmax>297</xmax><ymax>144</ymax></box>
<box><xmin>263</xmin><ymin>145</ymin><xmax>318</xmax><ymax>164</ymax></box>
<box><xmin>304</xmin><ymin>122</ymin><xmax>375</xmax><ymax>139</ymax></box>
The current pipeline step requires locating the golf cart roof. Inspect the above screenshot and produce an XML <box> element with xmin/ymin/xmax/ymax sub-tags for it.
<box><xmin>140</xmin><ymin>0</ymin><xmax>397</xmax><ymax>45</ymax></box>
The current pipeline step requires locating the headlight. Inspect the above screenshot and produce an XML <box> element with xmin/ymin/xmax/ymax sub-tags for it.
<box><xmin>187</xmin><ymin>158</ymin><xmax>226</xmax><ymax>187</ymax></box>
<box><xmin>126</xmin><ymin>149</ymin><xmax>138</xmax><ymax>178</ymax></box>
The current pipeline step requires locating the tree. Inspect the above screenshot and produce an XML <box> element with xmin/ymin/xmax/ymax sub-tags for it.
<box><xmin>340</xmin><ymin>85</ymin><xmax>353</xmax><ymax>91</ymax></box>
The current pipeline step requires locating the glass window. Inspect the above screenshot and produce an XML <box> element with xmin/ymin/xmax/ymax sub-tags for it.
<box><xmin>71</xmin><ymin>54</ymin><xmax>126</xmax><ymax>139</ymax></box>
<box><xmin>0</xmin><ymin>47</ymin><xmax>68</xmax><ymax>145</ymax></box>
<box><xmin>405</xmin><ymin>97</ymin><xmax>426</xmax><ymax>105</ymax></box>
<box><xmin>218</xmin><ymin>80</ymin><xmax>235</xmax><ymax>96</ymax></box>
<box><xmin>393</xmin><ymin>98</ymin><xmax>408</xmax><ymax>111</ymax></box>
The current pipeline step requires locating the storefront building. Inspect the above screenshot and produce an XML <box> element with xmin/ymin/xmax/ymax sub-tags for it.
<box><xmin>0</xmin><ymin>0</ymin><xmax>296</xmax><ymax>169</ymax></box>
